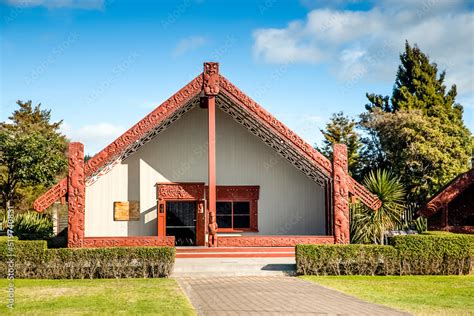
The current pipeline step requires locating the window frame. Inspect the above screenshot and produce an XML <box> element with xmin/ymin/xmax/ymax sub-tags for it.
<box><xmin>206</xmin><ymin>186</ymin><xmax>259</xmax><ymax>233</ymax></box>
<box><xmin>216</xmin><ymin>200</ymin><xmax>252</xmax><ymax>232</ymax></box>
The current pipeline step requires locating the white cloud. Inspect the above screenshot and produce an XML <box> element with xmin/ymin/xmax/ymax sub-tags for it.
<box><xmin>4</xmin><ymin>0</ymin><xmax>105</xmax><ymax>10</ymax></box>
<box><xmin>302</xmin><ymin>114</ymin><xmax>323</xmax><ymax>123</ymax></box>
<box><xmin>253</xmin><ymin>2</ymin><xmax>474</xmax><ymax>96</ymax></box>
<box><xmin>61</xmin><ymin>122</ymin><xmax>125</xmax><ymax>155</ymax></box>
<box><xmin>174</xmin><ymin>36</ymin><xmax>207</xmax><ymax>57</ymax></box>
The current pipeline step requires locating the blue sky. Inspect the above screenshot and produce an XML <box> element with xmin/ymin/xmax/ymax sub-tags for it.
<box><xmin>1</xmin><ymin>0</ymin><xmax>473</xmax><ymax>155</ymax></box>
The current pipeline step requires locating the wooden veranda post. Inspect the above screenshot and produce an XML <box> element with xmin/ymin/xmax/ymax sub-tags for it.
<box><xmin>203</xmin><ymin>62</ymin><xmax>219</xmax><ymax>247</ymax></box>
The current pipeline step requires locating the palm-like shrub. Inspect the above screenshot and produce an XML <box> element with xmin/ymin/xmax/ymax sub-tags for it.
<box><xmin>1</xmin><ymin>211</ymin><xmax>53</xmax><ymax>240</ymax></box>
<box><xmin>350</xmin><ymin>169</ymin><xmax>405</xmax><ymax>244</ymax></box>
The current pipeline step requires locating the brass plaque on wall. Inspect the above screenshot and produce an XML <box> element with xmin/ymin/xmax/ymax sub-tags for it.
<box><xmin>114</xmin><ymin>201</ymin><xmax>140</xmax><ymax>221</ymax></box>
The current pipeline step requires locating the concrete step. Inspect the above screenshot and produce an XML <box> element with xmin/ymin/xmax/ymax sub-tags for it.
<box><xmin>175</xmin><ymin>246</ymin><xmax>295</xmax><ymax>258</ymax></box>
<box><xmin>172</xmin><ymin>257</ymin><xmax>296</xmax><ymax>277</ymax></box>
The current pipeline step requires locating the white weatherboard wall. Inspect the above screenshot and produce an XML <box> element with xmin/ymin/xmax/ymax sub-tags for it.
<box><xmin>85</xmin><ymin>107</ymin><xmax>326</xmax><ymax>237</ymax></box>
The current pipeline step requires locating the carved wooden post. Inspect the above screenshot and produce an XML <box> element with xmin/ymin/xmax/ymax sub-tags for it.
<box><xmin>333</xmin><ymin>143</ymin><xmax>350</xmax><ymax>244</ymax></box>
<box><xmin>67</xmin><ymin>142</ymin><xmax>85</xmax><ymax>248</ymax></box>
<box><xmin>204</xmin><ymin>62</ymin><xmax>219</xmax><ymax>247</ymax></box>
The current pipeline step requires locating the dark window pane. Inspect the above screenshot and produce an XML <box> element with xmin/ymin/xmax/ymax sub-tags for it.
<box><xmin>217</xmin><ymin>202</ymin><xmax>232</xmax><ymax>215</ymax></box>
<box><xmin>217</xmin><ymin>215</ymin><xmax>232</xmax><ymax>228</ymax></box>
<box><xmin>166</xmin><ymin>202</ymin><xmax>196</xmax><ymax>226</ymax></box>
<box><xmin>233</xmin><ymin>215</ymin><xmax>250</xmax><ymax>228</ymax></box>
<box><xmin>234</xmin><ymin>202</ymin><xmax>250</xmax><ymax>215</ymax></box>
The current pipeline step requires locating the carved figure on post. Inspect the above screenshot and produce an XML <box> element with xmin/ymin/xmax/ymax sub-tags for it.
<box><xmin>208</xmin><ymin>211</ymin><xmax>218</xmax><ymax>247</ymax></box>
<box><xmin>203</xmin><ymin>62</ymin><xmax>219</xmax><ymax>95</ymax></box>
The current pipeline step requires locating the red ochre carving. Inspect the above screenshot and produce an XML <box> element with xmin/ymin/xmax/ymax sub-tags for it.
<box><xmin>156</xmin><ymin>182</ymin><xmax>205</xmax><ymax>201</ymax></box>
<box><xmin>203</xmin><ymin>62</ymin><xmax>219</xmax><ymax>95</ymax></box>
<box><xmin>33</xmin><ymin>178</ymin><xmax>67</xmax><ymax>213</ymax></box>
<box><xmin>348</xmin><ymin>177</ymin><xmax>382</xmax><ymax>211</ymax></box>
<box><xmin>204</xmin><ymin>186</ymin><xmax>260</xmax><ymax>201</ymax></box>
<box><xmin>219</xmin><ymin>75</ymin><xmax>333</xmax><ymax>176</ymax></box>
<box><xmin>333</xmin><ymin>144</ymin><xmax>350</xmax><ymax>244</ymax></box>
<box><xmin>36</xmin><ymin>65</ymin><xmax>379</xmax><ymax>213</ymax></box>
<box><xmin>218</xmin><ymin>236</ymin><xmax>335</xmax><ymax>247</ymax></box>
<box><xmin>208</xmin><ymin>211</ymin><xmax>218</xmax><ymax>247</ymax></box>
<box><xmin>34</xmin><ymin>63</ymin><xmax>381</xmax><ymax>248</ymax></box>
<box><xmin>219</xmin><ymin>75</ymin><xmax>381</xmax><ymax>211</ymax></box>
<box><xmin>34</xmin><ymin>75</ymin><xmax>203</xmax><ymax>212</ymax></box>
<box><xmin>84</xmin><ymin>75</ymin><xmax>203</xmax><ymax>179</ymax></box>
<box><xmin>83</xmin><ymin>236</ymin><xmax>175</xmax><ymax>247</ymax></box>
<box><xmin>67</xmin><ymin>142</ymin><xmax>85</xmax><ymax>248</ymax></box>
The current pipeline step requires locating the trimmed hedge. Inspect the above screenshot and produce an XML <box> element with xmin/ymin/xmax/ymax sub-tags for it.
<box><xmin>392</xmin><ymin>234</ymin><xmax>472</xmax><ymax>275</ymax></box>
<box><xmin>296</xmin><ymin>244</ymin><xmax>399</xmax><ymax>276</ymax></box>
<box><xmin>0</xmin><ymin>240</ymin><xmax>175</xmax><ymax>278</ymax></box>
<box><xmin>297</xmin><ymin>234</ymin><xmax>472</xmax><ymax>275</ymax></box>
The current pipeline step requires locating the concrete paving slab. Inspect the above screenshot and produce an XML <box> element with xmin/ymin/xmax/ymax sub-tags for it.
<box><xmin>177</xmin><ymin>276</ymin><xmax>410</xmax><ymax>316</ymax></box>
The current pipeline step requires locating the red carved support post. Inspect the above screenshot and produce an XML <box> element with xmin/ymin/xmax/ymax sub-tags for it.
<box><xmin>333</xmin><ymin>143</ymin><xmax>350</xmax><ymax>244</ymax></box>
<box><xmin>204</xmin><ymin>62</ymin><xmax>219</xmax><ymax>247</ymax></box>
<box><xmin>67</xmin><ymin>142</ymin><xmax>85</xmax><ymax>248</ymax></box>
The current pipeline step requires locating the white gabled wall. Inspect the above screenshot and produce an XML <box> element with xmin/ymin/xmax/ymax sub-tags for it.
<box><xmin>85</xmin><ymin>107</ymin><xmax>326</xmax><ymax>237</ymax></box>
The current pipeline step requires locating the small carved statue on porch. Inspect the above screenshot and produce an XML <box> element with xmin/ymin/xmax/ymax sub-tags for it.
<box><xmin>208</xmin><ymin>212</ymin><xmax>218</xmax><ymax>247</ymax></box>
<box><xmin>198</xmin><ymin>202</ymin><xmax>204</xmax><ymax>214</ymax></box>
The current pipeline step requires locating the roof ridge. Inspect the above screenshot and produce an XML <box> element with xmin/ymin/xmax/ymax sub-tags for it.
<box><xmin>218</xmin><ymin>74</ymin><xmax>333</xmax><ymax>175</ymax></box>
<box><xmin>84</xmin><ymin>74</ymin><xmax>203</xmax><ymax>178</ymax></box>
<box><xmin>418</xmin><ymin>167</ymin><xmax>474</xmax><ymax>217</ymax></box>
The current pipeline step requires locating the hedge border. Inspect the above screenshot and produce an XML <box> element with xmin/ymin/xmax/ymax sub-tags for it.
<box><xmin>297</xmin><ymin>234</ymin><xmax>472</xmax><ymax>275</ymax></box>
<box><xmin>0</xmin><ymin>240</ymin><xmax>175</xmax><ymax>279</ymax></box>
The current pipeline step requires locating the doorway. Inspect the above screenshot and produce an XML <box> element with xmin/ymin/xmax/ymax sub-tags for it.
<box><xmin>166</xmin><ymin>201</ymin><xmax>196</xmax><ymax>246</ymax></box>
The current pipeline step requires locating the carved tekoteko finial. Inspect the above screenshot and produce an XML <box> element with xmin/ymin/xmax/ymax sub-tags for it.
<box><xmin>203</xmin><ymin>62</ymin><xmax>219</xmax><ymax>95</ymax></box>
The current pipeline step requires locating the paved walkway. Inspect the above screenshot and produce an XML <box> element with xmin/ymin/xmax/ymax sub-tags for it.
<box><xmin>177</xmin><ymin>276</ymin><xmax>410</xmax><ymax>316</ymax></box>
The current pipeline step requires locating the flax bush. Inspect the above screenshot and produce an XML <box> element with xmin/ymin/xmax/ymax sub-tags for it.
<box><xmin>1</xmin><ymin>211</ymin><xmax>53</xmax><ymax>240</ymax></box>
<box><xmin>0</xmin><ymin>240</ymin><xmax>175</xmax><ymax>278</ymax></box>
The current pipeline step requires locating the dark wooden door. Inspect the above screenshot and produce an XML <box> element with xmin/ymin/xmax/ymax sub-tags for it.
<box><xmin>165</xmin><ymin>201</ymin><xmax>196</xmax><ymax>246</ymax></box>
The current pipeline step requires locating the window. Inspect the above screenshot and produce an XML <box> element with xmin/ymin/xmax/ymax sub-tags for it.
<box><xmin>216</xmin><ymin>201</ymin><xmax>251</xmax><ymax>230</ymax></box>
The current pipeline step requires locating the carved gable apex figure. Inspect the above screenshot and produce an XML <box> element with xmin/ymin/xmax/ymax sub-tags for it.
<box><xmin>203</xmin><ymin>62</ymin><xmax>219</xmax><ymax>95</ymax></box>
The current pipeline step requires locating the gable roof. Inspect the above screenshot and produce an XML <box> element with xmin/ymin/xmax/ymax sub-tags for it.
<box><xmin>34</xmin><ymin>64</ymin><xmax>380</xmax><ymax>212</ymax></box>
<box><xmin>418</xmin><ymin>167</ymin><xmax>474</xmax><ymax>218</ymax></box>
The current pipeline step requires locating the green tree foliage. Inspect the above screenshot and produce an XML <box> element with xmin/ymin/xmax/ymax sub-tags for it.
<box><xmin>318</xmin><ymin>111</ymin><xmax>362</xmax><ymax>175</ymax></box>
<box><xmin>350</xmin><ymin>169</ymin><xmax>405</xmax><ymax>245</ymax></box>
<box><xmin>471</xmin><ymin>136</ymin><xmax>474</xmax><ymax>168</ymax></box>
<box><xmin>361</xmin><ymin>109</ymin><xmax>470</xmax><ymax>203</ymax></box>
<box><xmin>361</xmin><ymin>41</ymin><xmax>471</xmax><ymax>204</ymax></box>
<box><xmin>0</xmin><ymin>101</ymin><xmax>68</xmax><ymax>211</ymax></box>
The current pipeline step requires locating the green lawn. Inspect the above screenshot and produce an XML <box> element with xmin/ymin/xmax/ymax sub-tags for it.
<box><xmin>0</xmin><ymin>278</ymin><xmax>195</xmax><ymax>315</ymax></box>
<box><xmin>302</xmin><ymin>275</ymin><xmax>474</xmax><ymax>316</ymax></box>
